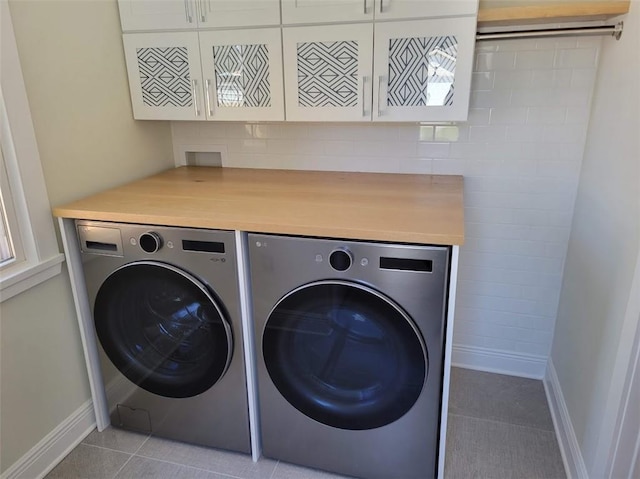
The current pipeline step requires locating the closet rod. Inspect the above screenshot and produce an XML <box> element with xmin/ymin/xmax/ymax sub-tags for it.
<box><xmin>476</xmin><ymin>21</ymin><xmax>623</xmax><ymax>41</ymax></box>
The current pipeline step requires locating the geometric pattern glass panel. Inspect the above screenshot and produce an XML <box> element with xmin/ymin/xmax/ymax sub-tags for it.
<box><xmin>297</xmin><ymin>41</ymin><xmax>358</xmax><ymax>108</ymax></box>
<box><xmin>213</xmin><ymin>44</ymin><xmax>271</xmax><ymax>108</ymax></box>
<box><xmin>388</xmin><ymin>36</ymin><xmax>457</xmax><ymax>107</ymax></box>
<box><xmin>137</xmin><ymin>47</ymin><xmax>192</xmax><ymax>107</ymax></box>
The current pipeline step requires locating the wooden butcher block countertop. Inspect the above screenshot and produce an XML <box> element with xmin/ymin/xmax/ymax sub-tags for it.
<box><xmin>53</xmin><ymin>167</ymin><xmax>465</xmax><ymax>246</ymax></box>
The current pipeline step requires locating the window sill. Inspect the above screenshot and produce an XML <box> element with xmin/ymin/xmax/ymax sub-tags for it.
<box><xmin>0</xmin><ymin>253</ymin><xmax>65</xmax><ymax>302</ymax></box>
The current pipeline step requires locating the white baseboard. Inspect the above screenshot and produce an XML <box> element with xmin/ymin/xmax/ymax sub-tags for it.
<box><xmin>1</xmin><ymin>399</ymin><xmax>96</xmax><ymax>479</ymax></box>
<box><xmin>452</xmin><ymin>344</ymin><xmax>548</xmax><ymax>379</ymax></box>
<box><xmin>544</xmin><ymin>359</ymin><xmax>588</xmax><ymax>479</ymax></box>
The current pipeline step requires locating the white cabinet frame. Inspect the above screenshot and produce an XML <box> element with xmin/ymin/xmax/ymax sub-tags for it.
<box><xmin>281</xmin><ymin>0</ymin><xmax>478</xmax><ymax>25</ymax></box>
<box><xmin>373</xmin><ymin>17</ymin><xmax>477</xmax><ymax>122</ymax></box>
<box><xmin>374</xmin><ymin>0</ymin><xmax>478</xmax><ymax>21</ymax></box>
<box><xmin>118</xmin><ymin>0</ymin><xmax>281</xmax><ymax>32</ymax></box>
<box><xmin>281</xmin><ymin>0</ymin><xmax>374</xmax><ymax>25</ymax></box>
<box><xmin>283</xmin><ymin>24</ymin><xmax>374</xmax><ymax>122</ymax></box>
<box><xmin>199</xmin><ymin>28</ymin><xmax>285</xmax><ymax>121</ymax></box>
<box><xmin>123</xmin><ymin>32</ymin><xmax>205</xmax><ymax>121</ymax></box>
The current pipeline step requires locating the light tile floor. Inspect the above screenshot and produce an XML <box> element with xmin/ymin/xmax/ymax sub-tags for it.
<box><xmin>46</xmin><ymin>368</ymin><xmax>566</xmax><ymax>479</ymax></box>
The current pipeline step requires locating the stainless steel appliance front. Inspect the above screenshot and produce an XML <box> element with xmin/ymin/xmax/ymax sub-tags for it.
<box><xmin>249</xmin><ymin>233</ymin><xmax>450</xmax><ymax>479</ymax></box>
<box><xmin>77</xmin><ymin>220</ymin><xmax>250</xmax><ymax>453</ymax></box>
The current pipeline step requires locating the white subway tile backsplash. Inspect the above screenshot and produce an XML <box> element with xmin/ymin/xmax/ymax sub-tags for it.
<box><xmin>571</xmin><ymin>68</ymin><xmax>597</xmax><ymax>88</ymax></box>
<box><xmin>468</xmin><ymin>125</ymin><xmax>508</xmax><ymax>142</ymax></box>
<box><xmin>397</xmin><ymin>125</ymin><xmax>420</xmax><ymax>142</ymax></box>
<box><xmin>472</xmin><ymin>71</ymin><xmax>495</xmax><ymax>90</ymax></box>
<box><xmin>476</xmin><ymin>51</ymin><xmax>517</xmax><ymax>71</ymax></box>
<box><xmin>434</xmin><ymin>126</ymin><xmax>460</xmax><ymax>142</ymax></box>
<box><xmin>171</xmin><ymin>37</ymin><xmax>601</xmax><ymax>369</ymax></box>
<box><xmin>527</xmin><ymin>107</ymin><xmax>567</xmax><ymax>125</ymax></box>
<box><xmin>490</xmin><ymin>107</ymin><xmax>528</xmax><ymax>125</ymax></box>
<box><xmin>493</xmin><ymin>69</ymin><xmax>533</xmax><ymax>89</ymax></box>
<box><xmin>470</xmin><ymin>89</ymin><xmax>513</xmax><ymax>108</ymax></box>
<box><xmin>399</xmin><ymin>158</ymin><xmax>433</xmax><ymax>174</ymax></box>
<box><xmin>515</xmin><ymin>49</ymin><xmax>556</xmax><ymax>69</ymax></box>
<box><xmin>417</xmin><ymin>142</ymin><xmax>450</xmax><ymax>158</ymax></box>
<box><xmin>555</xmin><ymin>48</ymin><xmax>599</xmax><ymax>69</ymax></box>
<box><xmin>357</xmin><ymin>140</ymin><xmax>416</xmax><ymax>158</ymax></box>
<box><xmin>432</xmin><ymin>158</ymin><xmax>466</xmax><ymax>175</ymax></box>
<box><xmin>565</xmin><ymin>106</ymin><xmax>591</xmax><ymax>124</ymax></box>
<box><xmin>466</xmin><ymin>108</ymin><xmax>491</xmax><ymax>126</ymax></box>
<box><xmin>495</xmin><ymin>38</ymin><xmax>538</xmax><ymax>52</ymax></box>
<box><xmin>531</xmin><ymin>69</ymin><xmax>573</xmax><ymax>88</ymax></box>
<box><xmin>418</xmin><ymin>125</ymin><xmax>435</xmax><ymax>141</ymax></box>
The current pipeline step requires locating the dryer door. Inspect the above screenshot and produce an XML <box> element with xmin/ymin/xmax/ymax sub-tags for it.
<box><xmin>94</xmin><ymin>261</ymin><xmax>233</xmax><ymax>399</ymax></box>
<box><xmin>263</xmin><ymin>280</ymin><xmax>427</xmax><ymax>430</ymax></box>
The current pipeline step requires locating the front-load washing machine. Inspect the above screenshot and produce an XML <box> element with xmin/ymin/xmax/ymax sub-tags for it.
<box><xmin>249</xmin><ymin>233</ymin><xmax>450</xmax><ymax>479</ymax></box>
<box><xmin>77</xmin><ymin>220</ymin><xmax>250</xmax><ymax>453</ymax></box>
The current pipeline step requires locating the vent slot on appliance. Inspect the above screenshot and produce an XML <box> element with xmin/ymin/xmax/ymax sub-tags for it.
<box><xmin>85</xmin><ymin>241</ymin><xmax>118</xmax><ymax>252</ymax></box>
<box><xmin>182</xmin><ymin>240</ymin><xmax>225</xmax><ymax>254</ymax></box>
<box><xmin>379</xmin><ymin>257</ymin><xmax>433</xmax><ymax>272</ymax></box>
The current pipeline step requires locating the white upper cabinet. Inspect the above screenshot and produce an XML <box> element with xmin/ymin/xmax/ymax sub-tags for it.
<box><xmin>199</xmin><ymin>29</ymin><xmax>285</xmax><ymax>121</ymax></box>
<box><xmin>281</xmin><ymin>0</ymin><xmax>478</xmax><ymax>25</ymax></box>
<box><xmin>281</xmin><ymin>0</ymin><xmax>374</xmax><ymax>25</ymax></box>
<box><xmin>118</xmin><ymin>0</ymin><xmax>198</xmax><ymax>31</ymax></box>
<box><xmin>123</xmin><ymin>32</ymin><xmax>205</xmax><ymax>120</ymax></box>
<box><xmin>283</xmin><ymin>24</ymin><xmax>374</xmax><ymax>122</ymax></box>
<box><xmin>372</xmin><ymin>17</ymin><xmax>477</xmax><ymax>122</ymax></box>
<box><xmin>118</xmin><ymin>1</ymin><xmax>480</xmax><ymax>122</ymax></box>
<box><xmin>374</xmin><ymin>0</ymin><xmax>478</xmax><ymax>21</ymax></box>
<box><xmin>118</xmin><ymin>0</ymin><xmax>280</xmax><ymax>31</ymax></box>
<box><xmin>197</xmin><ymin>0</ymin><xmax>281</xmax><ymax>28</ymax></box>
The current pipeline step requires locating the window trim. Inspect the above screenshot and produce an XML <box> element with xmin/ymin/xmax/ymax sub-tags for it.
<box><xmin>0</xmin><ymin>2</ymin><xmax>64</xmax><ymax>302</ymax></box>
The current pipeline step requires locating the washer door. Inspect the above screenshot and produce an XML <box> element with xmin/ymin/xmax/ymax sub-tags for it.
<box><xmin>94</xmin><ymin>261</ymin><xmax>233</xmax><ymax>399</ymax></box>
<box><xmin>263</xmin><ymin>280</ymin><xmax>427</xmax><ymax>430</ymax></box>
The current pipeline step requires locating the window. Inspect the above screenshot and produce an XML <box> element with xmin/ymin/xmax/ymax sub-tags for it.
<box><xmin>0</xmin><ymin>3</ymin><xmax>64</xmax><ymax>302</ymax></box>
<box><xmin>0</xmin><ymin>146</ymin><xmax>25</xmax><ymax>266</ymax></box>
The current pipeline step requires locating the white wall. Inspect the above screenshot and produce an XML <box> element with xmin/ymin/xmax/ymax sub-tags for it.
<box><xmin>172</xmin><ymin>35</ymin><xmax>603</xmax><ymax>377</ymax></box>
<box><xmin>549</xmin><ymin>0</ymin><xmax>640</xmax><ymax>476</ymax></box>
<box><xmin>0</xmin><ymin>0</ymin><xmax>173</xmax><ymax>472</ymax></box>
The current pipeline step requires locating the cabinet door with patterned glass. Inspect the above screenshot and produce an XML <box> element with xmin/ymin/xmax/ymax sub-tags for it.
<box><xmin>283</xmin><ymin>24</ymin><xmax>374</xmax><ymax>122</ymax></box>
<box><xmin>123</xmin><ymin>32</ymin><xmax>205</xmax><ymax>120</ymax></box>
<box><xmin>372</xmin><ymin>17</ymin><xmax>476</xmax><ymax>122</ymax></box>
<box><xmin>199</xmin><ymin>29</ymin><xmax>284</xmax><ymax>121</ymax></box>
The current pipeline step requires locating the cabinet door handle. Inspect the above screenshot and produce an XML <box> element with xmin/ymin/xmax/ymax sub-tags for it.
<box><xmin>192</xmin><ymin>79</ymin><xmax>201</xmax><ymax>117</ymax></box>
<box><xmin>362</xmin><ymin>76</ymin><xmax>368</xmax><ymax>117</ymax></box>
<box><xmin>363</xmin><ymin>0</ymin><xmax>368</xmax><ymax>14</ymax></box>
<box><xmin>205</xmin><ymin>79</ymin><xmax>214</xmax><ymax>117</ymax></box>
<box><xmin>377</xmin><ymin>75</ymin><xmax>385</xmax><ymax>117</ymax></box>
<box><xmin>379</xmin><ymin>0</ymin><xmax>384</xmax><ymax>13</ymax></box>
<box><xmin>199</xmin><ymin>0</ymin><xmax>207</xmax><ymax>23</ymax></box>
<box><xmin>184</xmin><ymin>0</ymin><xmax>193</xmax><ymax>23</ymax></box>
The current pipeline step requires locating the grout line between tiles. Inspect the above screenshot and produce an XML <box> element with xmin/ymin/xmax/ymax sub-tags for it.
<box><xmin>126</xmin><ymin>454</ymin><xmax>245</xmax><ymax>479</ymax></box>
<box><xmin>449</xmin><ymin>412</ymin><xmax>559</xmax><ymax>435</ymax></box>
<box><xmin>268</xmin><ymin>460</ymin><xmax>280</xmax><ymax>479</ymax></box>
<box><xmin>111</xmin><ymin>453</ymin><xmax>135</xmax><ymax>479</ymax></box>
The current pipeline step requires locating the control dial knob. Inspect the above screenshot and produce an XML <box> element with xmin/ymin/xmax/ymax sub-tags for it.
<box><xmin>329</xmin><ymin>248</ymin><xmax>353</xmax><ymax>272</ymax></box>
<box><xmin>139</xmin><ymin>232</ymin><xmax>163</xmax><ymax>254</ymax></box>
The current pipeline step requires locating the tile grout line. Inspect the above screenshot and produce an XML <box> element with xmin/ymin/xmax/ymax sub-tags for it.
<box><xmin>268</xmin><ymin>459</ymin><xmax>281</xmax><ymax>479</ymax></box>
<box><xmin>125</xmin><ymin>453</ymin><xmax>246</xmax><ymax>479</ymax></box>
<box><xmin>449</xmin><ymin>412</ymin><xmax>559</xmax><ymax>435</ymax></box>
<box><xmin>108</xmin><ymin>430</ymin><xmax>152</xmax><ymax>478</ymax></box>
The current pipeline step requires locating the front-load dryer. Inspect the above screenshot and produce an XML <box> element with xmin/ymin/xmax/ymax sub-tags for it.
<box><xmin>77</xmin><ymin>220</ymin><xmax>250</xmax><ymax>453</ymax></box>
<box><xmin>249</xmin><ymin>233</ymin><xmax>450</xmax><ymax>479</ymax></box>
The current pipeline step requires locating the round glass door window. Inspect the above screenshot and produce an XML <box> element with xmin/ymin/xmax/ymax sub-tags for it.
<box><xmin>263</xmin><ymin>280</ymin><xmax>427</xmax><ymax>430</ymax></box>
<box><xmin>94</xmin><ymin>261</ymin><xmax>232</xmax><ymax>398</ymax></box>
